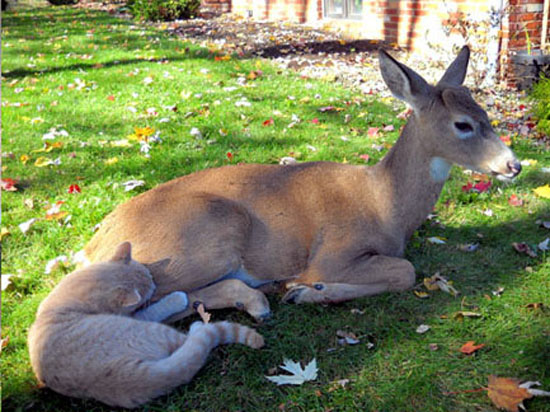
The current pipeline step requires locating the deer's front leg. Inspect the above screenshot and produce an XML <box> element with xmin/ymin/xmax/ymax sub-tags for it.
<box><xmin>282</xmin><ymin>255</ymin><xmax>415</xmax><ymax>304</ymax></box>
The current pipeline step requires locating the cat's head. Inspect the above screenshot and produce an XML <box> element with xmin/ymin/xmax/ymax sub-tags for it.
<box><xmin>54</xmin><ymin>242</ymin><xmax>155</xmax><ymax>314</ymax></box>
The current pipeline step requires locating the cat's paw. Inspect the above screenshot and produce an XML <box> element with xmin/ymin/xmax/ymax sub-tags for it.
<box><xmin>163</xmin><ymin>291</ymin><xmax>189</xmax><ymax>312</ymax></box>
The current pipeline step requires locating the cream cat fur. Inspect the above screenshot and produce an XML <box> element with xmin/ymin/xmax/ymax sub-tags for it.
<box><xmin>28</xmin><ymin>242</ymin><xmax>264</xmax><ymax>409</ymax></box>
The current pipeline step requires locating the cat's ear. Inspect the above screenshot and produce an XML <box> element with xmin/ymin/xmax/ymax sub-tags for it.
<box><xmin>113</xmin><ymin>287</ymin><xmax>142</xmax><ymax>308</ymax></box>
<box><xmin>111</xmin><ymin>241</ymin><xmax>132</xmax><ymax>265</ymax></box>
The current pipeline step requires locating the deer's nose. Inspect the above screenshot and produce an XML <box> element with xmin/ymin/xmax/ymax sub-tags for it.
<box><xmin>507</xmin><ymin>160</ymin><xmax>522</xmax><ymax>177</ymax></box>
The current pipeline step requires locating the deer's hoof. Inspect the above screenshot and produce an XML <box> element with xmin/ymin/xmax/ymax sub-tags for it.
<box><xmin>282</xmin><ymin>285</ymin><xmax>307</xmax><ymax>304</ymax></box>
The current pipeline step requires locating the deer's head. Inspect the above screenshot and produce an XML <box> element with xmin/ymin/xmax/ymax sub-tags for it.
<box><xmin>379</xmin><ymin>46</ymin><xmax>521</xmax><ymax>182</ymax></box>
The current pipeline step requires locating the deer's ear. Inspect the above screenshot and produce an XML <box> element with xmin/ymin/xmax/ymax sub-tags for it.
<box><xmin>438</xmin><ymin>46</ymin><xmax>470</xmax><ymax>86</ymax></box>
<box><xmin>378</xmin><ymin>48</ymin><xmax>431</xmax><ymax>110</ymax></box>
<box><xmin>111</xmin><ymin>241</ymin><xmax>132</xmax><ymax>264</ymax></box>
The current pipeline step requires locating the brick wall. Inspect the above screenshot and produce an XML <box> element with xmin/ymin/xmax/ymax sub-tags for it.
<box><xmin>225</xmin><ymin>0</ymin><xmax>550</xmax><ymax>84</ymax></box>
<box><xmin>201</xmin><ymin>0</ymin><xmax>231</xmax><ymax>15</ymax></box>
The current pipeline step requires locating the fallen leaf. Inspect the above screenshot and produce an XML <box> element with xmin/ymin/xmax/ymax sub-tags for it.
<box><xmin>263</xmin><ymin>118</ymin><xmax>274</xmax><ymax>126</ymax></box>
<box><xmin>416</xmin><ymin>324</ymin><xmax>430</xmax><ymax>334</ymax></box>
<box><xmin>508</xmin><ymin>194</ymin><xmax>523</xmax><ymax>207</ymax></box>
<box><xmin>336</xmin><ymin>330</ymin><xmax>360</xmax><ymax>345</ymax></box>
<box><xmin>423</xmin><ymin>273</ymin><xmax>459</xmax><ymax>296</ymax></box>
<box><xmin>196</xmin><ymin>303</ymin><xmax>211</xmax><ymax>324</ymax></box>
<box><xmin>0</xmin><ymin>227</ymin><xmax>10</xmax><ymax>240</ymax></box>
<box><xmin>310</xmin><ymin>118</ymin><xmax>320</xmax><ymax>124</ymax></box>
<box><xmin>512</xmin><ymin>242</ymin><xmax>537</xmax><ymax>258</ymax></box>
<box><xmin>428</xmin><ymin>343</ymin><xmax>439</xmax><ymax>351</ymax></box>
<box><xmin>67</xmin><ymin>184</ymin><xmax>81</xmax><ymax>194</ymax></box>
<box><xmin>453</xmin><ymin>311</ymin><xmax>482</xmax><ymax>320</ymax></box>
<box><xmin>413</xmin><ymin>290</ymin><xmax>430</xmax><ymax>299</ymax></box>
<box><xmin>533</xmin><ymin>184</ymin><xmax>550</xmax><ymax>199</ymax></box>
<box><xmin>460</xmin><ymin>340</ymin><xmax>485</xmax><ymax>355</ymax></box>
<box><xmin>525</xmin><ymin>302</ymin><xmax>544</xmax><ymax>311</ymax></box>
<box><xmin>44</xmin><ymin>255</ymin><xmax>68</xmax><ymax>274</ymax></box>
<box><xmin>459</xmin><ymin>243</ymin><xmax>479</xmax><ymax>252</ymax></box>
<box><xmin>279</xmin><ymin>156</ymin><xmax>297</xmax><ymax>165</ymax></box>
<box><xmin>2</xmin><ymin>274</ymin><xmax>15</xmax><ymax>291</ymax></box>
<box><xmin>18</xmin><ymin>218</ymin><xmax>37</xmax><ymax>234</ymax></box>
<box><xmin>367</xmin><ymin>127</ymin><xmax>379</xmax><ymax>138</ymax></box>
<box><xmin>0</xmin><ymin>336</ymin><xmax>9</xmax><ymax>352</ymax></box>
<box><xmin>1</xmin><ymin>178</ymin><xmax>18</xmax><ymax>191</ymax></box>
<box><xmin>45</xmin><ymin>211</ymin><xmax>69</xmax><ymax>221</ymax></box>
<box><xmin>122</xmin><ymin>180</ymin><xmax>145</xmax><ymax>191</ymax></box>
<box><xmin>427</xmin><ymin>236</ymin><xmax>447</xmax><ymax>244</ymax></box>
<box><xmin>266</xmin><ymin>359</ymin><xmax>318</xmax><ymax>386</ymax></box>
<box><xmin>359</xmin><ymin>154</ymin><xmax>370</xmax><ymax>162</ymax></box>
<box><xmin>538</xmin><ymin>238</ymin><xmax>549</xmax><ymax>251</ymax></box>
<box><xmin>487</xmin><ymin>376</ymin><xmax>532</xmax><ymax>412</ymax></box>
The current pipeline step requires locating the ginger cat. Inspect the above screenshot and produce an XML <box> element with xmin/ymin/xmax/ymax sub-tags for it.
<box><xmin>28</xmin><ymin>242</ymin><xmax>264</xmax><ymax>409</ymax></box>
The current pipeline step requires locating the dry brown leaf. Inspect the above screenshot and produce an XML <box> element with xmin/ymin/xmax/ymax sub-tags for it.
<box><xmin>196</xmin><ymin>303</ymin><xmax>211</xmax><ymax>324</ymax></box>
<box><xmin>460</xmin><ymin>341</ymin><xmax>485</xmax><ymax>355</ymax></box>
<box><xmin>487</xmin><ymin>375</ymin><xmax>532</xmax><ymax>412</ymax></box>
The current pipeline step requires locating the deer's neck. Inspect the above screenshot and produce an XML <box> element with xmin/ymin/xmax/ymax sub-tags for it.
<box><xmin>373</xmin><ymin>118</ymin><xmax>448</xmax><ymax>241</ymax></box>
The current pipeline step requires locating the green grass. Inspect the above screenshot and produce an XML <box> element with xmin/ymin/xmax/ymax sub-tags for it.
<box><xmin>2</xmin><ymin>7</ymin><xmax>550</xmax><ymax>412</ymax></box>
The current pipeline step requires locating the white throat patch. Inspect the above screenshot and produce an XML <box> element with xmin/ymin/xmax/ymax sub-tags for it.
<box><xmin>429</xmin><ymin>157</ymin><xmax>451</xmax><ymax>183</ymax></box>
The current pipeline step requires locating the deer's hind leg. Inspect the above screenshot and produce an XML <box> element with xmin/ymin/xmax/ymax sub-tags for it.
<box><xmin>164</xmin><ymin>278</ymin><xmax>272</xmax><ymax>323</ymax></box>
<box><xmin>282</xmin><ymin>255</ymin><xmax>416</xmax><ymax>304</ymax></box>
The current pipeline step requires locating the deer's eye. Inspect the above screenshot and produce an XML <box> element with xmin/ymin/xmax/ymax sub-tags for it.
<box><xmin>454</xmin><ymin>122</ymin><xmax>474</xmax><ymax>134</ymax></box>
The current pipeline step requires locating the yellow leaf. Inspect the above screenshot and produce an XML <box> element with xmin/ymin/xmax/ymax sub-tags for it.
<box><xmin>34</xmin><ymin>157</ymin><xmax>52</xmax><ymax>167</ymax></box>
<box><xmin>104</xmin><ymin>157</ymin><xmax>119</xmax><ymax>165</ymax></box>
<box><xmin>20</xmin><ymin>154</ymin><xmax>30</xmax><ymax>164</ymax></box>
<box><xmin>413</xmin><ymin>290</ymin><xmax>430</xmax><ymax>299</ymax></box>
<box><xmin>0</xmin><ymin>227</ymin><xmax>10</xmax><ymax>241</ymax></box>
<box><xmin>423</xmin><ymin>277</ymin><xmax>440</xmax><ymax>291</ymax></box>
<box><xmin>533</xmin><ymin>184</ymin><xmax>550</xmax><ymax>199</ymax></box>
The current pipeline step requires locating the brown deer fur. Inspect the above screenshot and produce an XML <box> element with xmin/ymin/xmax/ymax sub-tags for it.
<box><xmin>83</xmin><ymin>47</ymin><xmax>521</xmax><ymax>320</ymax></box>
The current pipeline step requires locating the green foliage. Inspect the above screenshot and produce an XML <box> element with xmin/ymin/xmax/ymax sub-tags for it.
<box><xmin>129</xmin><ymin>0</ymin><xmax>199</xmax><ymax>21</ymax></box>
<box><xmin>532</xmin><ymin>76</ymin><xmax>550</xmax><ymax>135</ymax></box>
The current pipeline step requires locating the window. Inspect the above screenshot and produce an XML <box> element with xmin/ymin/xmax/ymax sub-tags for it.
<box><xmin>324</xmin><ymin>0</ymin><xmax>362</xmax><ymax>19</ymax></box>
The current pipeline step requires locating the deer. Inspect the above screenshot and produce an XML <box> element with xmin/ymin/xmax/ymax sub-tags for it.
<box><xmin>80</xmin><ymin>46</ymin><xmax>521</xmax><ymax>322</ymax></box>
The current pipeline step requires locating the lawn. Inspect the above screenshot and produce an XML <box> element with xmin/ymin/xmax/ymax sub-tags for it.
<box><xmin>2</xmin><ymin>6</ymin><xmax>550</xmax><ymax>412</ymax></box>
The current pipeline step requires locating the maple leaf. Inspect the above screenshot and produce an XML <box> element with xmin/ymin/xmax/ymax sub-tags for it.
<box><xmin>473</xmin><ymin>181</ymin><xmax>492</xmax><ymax>193</ymax></box>
<box><xmin>266</xmin><ymin>359</ymin><xmax>318</xmax><ymax>386</ymax></box>
<box><xmin>487</xmin><ymin>376</ymin><xmax>532</xmax><ymax>412</ymax></box>
<box><xmin>262</xmin><ymin>118</ymin><xmax>274</xmax><ymax>126</ymax></box>
<box><xmin>310</xmin><ymin>118</ymin><xmax>320</xmax><ymax>124</ymax></box>
<box><xmin>460</xmin><ymin>340</ymin><xmax>485</xmax><ymax>355</ymax></box>
<box><xmin>367</xmin><ymin>127</ymin><xmax>379</xmax><ymax>138</ymax></box>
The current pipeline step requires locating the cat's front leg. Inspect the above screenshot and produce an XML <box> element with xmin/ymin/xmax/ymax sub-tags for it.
<box><xmin>133</xmin><ymin>291</ymin><xmax>189</xmax><ymax>323</ymax></box>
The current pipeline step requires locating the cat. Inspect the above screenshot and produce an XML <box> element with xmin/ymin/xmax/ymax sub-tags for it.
<box><xmin>28</xmin><ymin>241</ymin><xmax>265</xmax><ymax>409</ymax></box>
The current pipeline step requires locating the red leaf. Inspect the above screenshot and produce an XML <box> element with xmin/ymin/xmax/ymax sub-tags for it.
<box><xmin>461</xmin><ymin>182</ymin><xmax>473</xmax><ymax>192</ymax></box>
<box><xmin>367</xmin><ymin>127</ymin><xmax>379</xmax><ymax>138</ymax></box>
<box><xmin>359</xmin><ymin>154</ymin><xmax>370</xmax><ymax>162</ymax></box>
<box><xmin>508</xmin><ymin>194</ymin><xmax>523</xmax><ymax>207</ymax></box>
<box><xmin>1</xmin><ymin>178</ymin><xmax>18</xmax><ymax>191</ymax></box>
<box><xmin>107</xmin><ymin>95</ymin><xmax>115</xmax><ymax>101</ymax></box>
<box><xmin>68</xmin><ymin>184</ymin><xmax>81</xmax><ymax>194</ymax></box>
<box><xmin>226</xmin><ymin>152</ymin><xmax>233</xmax><ymax>160</ymax></box>
<box><xmin>311</xmin><ymin>118</ymin><xmax>319</xmax><ymax>124</ymax></box>
<box><xmin>473</xmin><ymin>181</ymin><xmax>492</xmax><ymax>193</ymax></box>
<box><xmin>262</xmin><ymin>118</ymin><xmax>274</xmax><ymax>127</ymax></box>
<box><xmin>460</xmin><ymin>341</ymin><xmax>485</xmax><ymax>355</ymax></box>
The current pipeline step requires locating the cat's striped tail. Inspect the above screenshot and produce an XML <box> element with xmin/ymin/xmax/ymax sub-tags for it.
<box><xmin>188</xmin><ymin>321</ymin><xmax>265</xmax><ymax>349</ymax></box>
